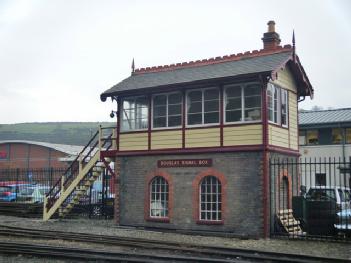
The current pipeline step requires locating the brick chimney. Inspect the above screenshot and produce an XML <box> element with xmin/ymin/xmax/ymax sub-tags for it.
<box><xmin>262</xmin><ymin>20</ymin><xmax>281</xmax><ymax>50</ymax></box>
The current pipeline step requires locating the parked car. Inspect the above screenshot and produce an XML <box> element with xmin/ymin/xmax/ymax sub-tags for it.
<box><xmin>306</xmin><ymin>186</ymin><xmax>351</xmax><ymax>211</ymax></box>
<box><xmin>78</xmin><ymin>181</ymin><xmax>114</xmax><ymax>216</ymax></box>
<box><xmin>304</xmin><ymin>186</ymin><xmax>351</xmax><ymax>234</ymax></box>
<box><xmin>17</xmin><ymin>184</ymin><xmax>51</xmax><ymax>203</ymax></box>
<box><xmin>0</xmin><ymin>183</ymin><xmax>34</xmax><ymax>202</ymax></box>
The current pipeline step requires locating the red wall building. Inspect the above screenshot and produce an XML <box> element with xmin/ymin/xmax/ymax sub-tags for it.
<box><xmin>0</xmin><ymin>141</ymin><xmax>82</xmax><ymax>170</ymax></box>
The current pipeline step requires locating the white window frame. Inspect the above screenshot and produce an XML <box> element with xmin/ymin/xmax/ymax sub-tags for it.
<box><xmin>152</xmin><ymin>92</ymin><xmax>182</xmax><ymax>130</ymax></box>
<box><xmin>267</xmin><ymin>83</ymin><xmax>289</xmax><ymax>128</ymax></box>
<box><xmin>224</xmin><ymin>82</ymin><xmax>262</xmax><ymax>124</ymax></box>
<box><xmin>186</xmin><ymin>87</ymin><xmax>220</xmax><ymax>127</ymax></box>
<box><xmin>199</xmin><ymin>176</ymin><xmax>222</xmax><ymax>221</ymax></box>
<box><xmin>281</xmin><ymin>89</ymin><xmax>288</xmax><ymax>128</ymax></box>
<box><xmin>150</xmin><ymin>176</ymin><xmax>169</xmax><ymax>218</ymax></box>
<box><xmin>120</xmin><ymin>95</ymin><xmax>149</xmax><ymax>132</ymax></box>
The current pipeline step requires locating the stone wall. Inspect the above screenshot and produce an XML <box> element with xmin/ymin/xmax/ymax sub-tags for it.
<box><xmin>117</xmin><ymin>151</ymin><xmax>264</xmax><ymax>237</ymax></box>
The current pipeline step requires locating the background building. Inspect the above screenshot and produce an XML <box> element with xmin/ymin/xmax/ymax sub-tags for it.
<box><xmin>299</xmin><ymin>108</ymin><xmax>351</xmax><ymax>188</ymax></box>
<box><xmin>0</xmin><ymin>140</ymin><xmax>82</xmax><ymax>170</ymax></box>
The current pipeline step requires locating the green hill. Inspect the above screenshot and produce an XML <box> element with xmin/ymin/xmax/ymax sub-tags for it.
<box><xmin>0</xmin><ymin>122</ymin><xmax>115</xmax><ymax>146</ymax></box>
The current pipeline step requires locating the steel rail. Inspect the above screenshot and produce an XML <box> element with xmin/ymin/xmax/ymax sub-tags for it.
<box><xmin>0</xmin><ymin>225</ymin><xmax>348</xmax><ymax>263</ymax></box>
<box><xmin>0</xmin><ymin>240</ymin><xmax>234</xmax><ymax>263</ymax></box>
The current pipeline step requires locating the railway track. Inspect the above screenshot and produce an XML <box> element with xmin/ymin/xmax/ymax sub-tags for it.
<box><xmin>0</xmin><ymin>224</ymin><xmax>348</xmax><ymax>262</ymax></box>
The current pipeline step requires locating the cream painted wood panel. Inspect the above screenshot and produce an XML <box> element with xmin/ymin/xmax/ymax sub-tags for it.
<box><xmin>269</xmin><ymin>125</ymin><xmax>289</xmax><ymax>148</ymax></box>
<box><xmin>223</xmin><ymin>124</ymin><xmax>262</xmax><ymax>146</ymax></box>
<box><xmin>151</xmin><ymin>130</ymin><xmax>182</xmax><ymax>149</ymax></box>
<box><xmin>119</xmin><ymin>132</ymin><xmax>148</xmax><ymax>151</ymax></box>
<box><xmin>185</xmin><ymin>128</ymin><xmax>220</xmax><ymax>147</ymax></box>
<box><xmin>273</xmin><ymin>67</ymin><xmax>298</xmax><ymax>92</ymax></box>
<box><xmin>289</xmin><ymin>93</ymin><xmax>298</xmax><ymax>150</ymax></box>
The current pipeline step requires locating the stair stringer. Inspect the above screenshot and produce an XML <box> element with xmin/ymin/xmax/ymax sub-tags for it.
<box><xmin>43</xmin><ymin>150</ymin><xmax>100</xmax><ymax>221</ymax></box>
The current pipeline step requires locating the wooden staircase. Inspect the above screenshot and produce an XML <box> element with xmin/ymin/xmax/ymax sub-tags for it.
<box><xmin>43</xmin><ymin>126</ymin><xmax>116</xmax><ymax>221</ymax></box>
<box><xmin>276</xmin><ymin>209</ymin><xmax>305</xmax><ymax>236</ymax></box>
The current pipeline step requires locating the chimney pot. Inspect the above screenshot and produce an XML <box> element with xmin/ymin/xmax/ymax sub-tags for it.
<box><xmin>262</xmin><ymin>20</ymin><xmax>281</xmax><ymax>50</ymax></box>
<box><xmin>267</xmin><ymin>21</ymin><xmax>275</xmax><ymax>32</ymax></box>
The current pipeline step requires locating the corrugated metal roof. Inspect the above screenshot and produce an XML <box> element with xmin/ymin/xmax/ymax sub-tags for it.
<box><xmin>299</xmin><ymin>108</ymin><xmax>351</xmax><ymax>125</ymax></box>
<box><xmin>102</xmin><ymin>51</ymin><xmax>292</xmax><ymax>96</ymax></box>
<box><xmin>0</xmin><ymin>140</ymin><xmax>83</xmax><ymax>156</ymax></box>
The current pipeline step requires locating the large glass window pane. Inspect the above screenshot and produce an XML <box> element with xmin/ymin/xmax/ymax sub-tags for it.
<box><xmin>188</xmin><ymin>90</ymin><xmax>202</xmax><ymax>102</ymax></box>
<box><xmin>199</xmin><ymin>176</ymin><xmax>221</xmax><ymax>221</ymax></box>
<box><xmin>332</xmin><ymin>128</ymin><xmax>343</xmax><ymax>144</ymax></box>
<box><xmin>226</xmin><ymin>97</ymin><xmax>241</xmax><ymax>111</ymax></box>
<box><xmin>188</xmin><ymin>113</ymin><xmax>202</xmax><ymax>125</ymax></box>
<box><xmin>168</xmin><ymin>116</ymin><xmax>181</xmax><ymax>127</ymax></box>
<box><xmin>153</xmin><ymin>117</ymin><xmax>166</xmax><ymax>128</ymax></box>
<box><xmin>281</xmin><ymin>89</ymin><xmax>288</xmax><ymax>126</ymax></box>
<box><xmin>204</xmin><ymin>112</ymin><xmax>219</xmax><ymax>124</ymax></box>
<box><xmin>154</xmin><ymin>106</ymin><xmax>166</xmax><ymax>117</ymax></box>
<box><xmin>121</xmin><ymin>96</ymin><xmax>148</xmax><ymax>131</ymax></box>
<box><xmin>204</xmin><ymin>100</ymin><xmax>219</xmax><ymax>112</ymax></box>
<box><xmin>346</xmin><ymin>128</ymin><xmax>351</xmax><ymax>144</ymax></box>
<box><xmin>225</xmin><ymin>85</ymin><xmax>242</xmax><ymax>122</ymax></box>
<box><xmin>152</xmin><ymin>92</ymin><xmax>182</xmax><ymax>128</ymax></box>
<box><xmin>204</xmin><ymin>88</ymin><xmax>219</xmax><ymax>100</ymax></box>
<box><xmin>150</xmin><ymin>176</ymin><xmax>169</xmax><ymax>218</ymax></box>
<box><xmin>153</xmin><ymin>95</ymin><xmax>167</xmax><ymax>105</ymax></box>
<box><xmin>267</xmin><ymin>85</ymin><xmax>275</xmax><ymax>122</ymax></box>
<box><xmin>168</xmin><ymin>104</ymin><xmax>181</xmax><ymax>115</ymax></box>
<box><xmin>307</xmin><ymin>130</ymin><xmax>319</xmax><ymax>145</ymax></box>
<box><xmin>168</xmin><ymin>93</ymin><xmax>182</xmax><ymax>104</ymax></box>
<box><xmin>244</xmin><ymin>85</ymin><xmax>261</xmax><ymax>122</ymax></box>
<box><xmin>188</xmin><ymin>102</ymin><xmax>202</xmax><ymax>113</ymax></box>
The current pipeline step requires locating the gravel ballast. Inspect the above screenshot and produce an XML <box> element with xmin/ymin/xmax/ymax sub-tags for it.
<box><xmin>0</xmin><ymin>215</ymin><xmax>350</xmax><ymax>261</ymax></box>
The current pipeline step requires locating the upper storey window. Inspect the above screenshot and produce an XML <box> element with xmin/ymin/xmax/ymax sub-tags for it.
<box><xmin>186</xmin><ymin>88</ymin><xmax>219</xmax><ymax>126</ymax></box>
<box><xmin>224</xmin><ymin>83</ymin><xmax>261</xmax><ymax>123</ymax></box>
<box><xmin>121</xmin><ymin>96</ymin><xmax>148</xmax><ymax>131</ymax></box>
<box><xmin>267</xmin><ymin>83</ymin><xmax>288</xmax><ymax>127</ymax></box>
<box><xmin>153</xmin><ymin>92</ymin><xmax>182</xmax><ymax>128</ymax></box>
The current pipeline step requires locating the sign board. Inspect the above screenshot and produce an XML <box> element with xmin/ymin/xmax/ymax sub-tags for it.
<box><xmin>157</xmin><ymin>159</ymin><xmax>212</xmax><ymax>168</ymax></box>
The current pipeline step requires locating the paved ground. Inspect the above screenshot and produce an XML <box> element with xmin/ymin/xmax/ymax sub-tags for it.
<box><xmin>0</xmin><ymin>215</ymin><xmax>350</xmax><ymax>262</ymax></box>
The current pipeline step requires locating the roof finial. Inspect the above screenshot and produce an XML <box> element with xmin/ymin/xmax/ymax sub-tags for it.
<box><xmin>131</xmin><ymin>58</ymin><xmax>135</xmax><ymax>75</ymax></box>
<box><xmin>292</xmin><ymin>30</ymin><xmax>296</xmax><ymax>61</ymax></box>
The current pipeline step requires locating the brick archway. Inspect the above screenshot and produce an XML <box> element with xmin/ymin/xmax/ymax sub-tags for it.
<box><xmin>144</xmin><ymin>169</ymin><xmax>174</xmax><ymax>222</ymax></box>
<box><xmin>276</xmin><ymin>168</ymin><xmax>292</xmax><ymax>210</ymax></box>
<box><xmin>192</xmin><ymin>168</ymin><xmax>227</xmax><ymax>224</ymax></box>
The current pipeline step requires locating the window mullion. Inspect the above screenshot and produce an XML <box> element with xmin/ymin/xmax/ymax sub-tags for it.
<box><xmin>202</xmin><ymin>90</ymin><xmax>205</xmax><ymax>125</ymax></box>
<box><xmin>241</xmin><ymin>86</ymin><xmax>244</xmax><ymax>121</ymax></box>
<box><xmin>166</xmin><ymin>95</ymin><xmax>169</xmax><ymax>128</ymax></box>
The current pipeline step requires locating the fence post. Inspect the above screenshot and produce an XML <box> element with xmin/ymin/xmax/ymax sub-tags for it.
<box><xmin>15</xmin><ymin>168</ymin><xmax>20</xmax><ymax>202</ymax></box>
<box><xmin>50</xmin><ymin>167</ymin><xmax>53</xmax><ymax>188</ymax></box>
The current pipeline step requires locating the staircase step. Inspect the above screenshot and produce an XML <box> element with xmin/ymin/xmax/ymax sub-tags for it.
<box><xmin>280</xmin><ymin>219</ymin><xmax>300</xmax><ymax>226</ymax></box>
<box><xmin>277</xmin><ymin>209</ymin><xmax>293</xmax><ymax>215</ymax></box>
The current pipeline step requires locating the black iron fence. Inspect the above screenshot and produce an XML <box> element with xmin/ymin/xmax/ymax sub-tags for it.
<box><xmin>270</xmin><ymin>158</ymin><xmax>351</xmax><ymax>240</ymax></box>
<box><xmin>0</xmin><ymin>168</ymin><xmax>114</xmax><ymax>219</ymax></box>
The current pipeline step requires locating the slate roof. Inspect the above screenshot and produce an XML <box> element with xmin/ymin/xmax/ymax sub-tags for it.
<box><xmin>299</xmin><ymin>108</ymin><xmax>351</xmax><ymax>126</ymax></box>
<box><xmin>101</xmin><ymin>49</ymin><xmax>294</xmax><ymax>98</ymax></box>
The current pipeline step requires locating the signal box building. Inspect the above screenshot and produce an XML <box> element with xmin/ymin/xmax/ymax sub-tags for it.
<box><xmin>100</xmin><ymin>21</ymin><xmax>313</xmax><ymax>237</ymax></box>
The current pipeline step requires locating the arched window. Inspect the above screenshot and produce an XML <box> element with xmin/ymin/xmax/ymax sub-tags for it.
<box><xmin>199</xmin><ymin>176</ymin><xmax>222</xmax><ymax>221</ymax></box>
<box><xmin>150</xmin><ymin>176</ymin><xmax>169</xmax><ymax>218</ymax></box>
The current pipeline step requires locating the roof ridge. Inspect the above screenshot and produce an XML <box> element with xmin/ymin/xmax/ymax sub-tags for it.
<box><xmin>301</xmin><ymin>108</ymin><xmax>351</xmax><ymax>114</ymax></box>
<box><xmin>134</xmin><ymin>45</ymin><xmax>292</xmax><ymax>75</ymax></box>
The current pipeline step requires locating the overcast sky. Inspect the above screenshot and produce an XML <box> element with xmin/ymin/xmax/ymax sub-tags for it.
<box><xmin>1</xmin><ymin>0</ymin><xmax>350</xmax><ymax>124</ymax></box>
